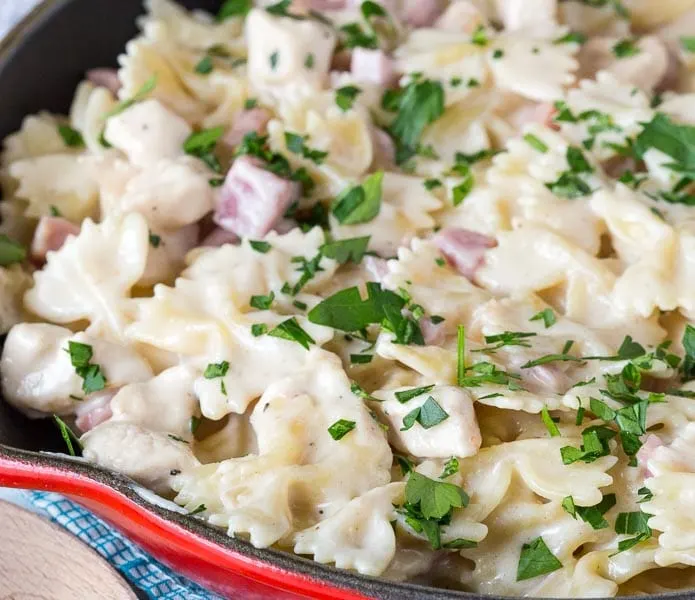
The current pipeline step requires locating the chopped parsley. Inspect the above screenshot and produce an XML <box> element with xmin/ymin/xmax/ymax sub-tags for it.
<box><xmin>328</xmin><ymin>419</ymin><xmax>356</xmax><ymax>440</ymax></box>
<box><xmin>66</xmin><ymin>341</ymin><xmax>106</xmax><ymax>394</ymax></box>
<box><xmin>541</xmin><ymin>406</ymin><xmax>560</xmax><ymax>437</ymax></box>
<box><xmin>563</xmin><ymin>493</ymin><xmax>616</xmax><ymax>530</ymax></box>
<box><xmin>613</xmin><ymin>38</ymin><xmax>640</xmax><ymax>58</ymax></box>
<box><xmin>58</xmin><ymin>125</ymin><xmax>85</xmax><ymax>148</ymax></box>
<box><xmin>105</xmin><ymin>75</ymin><xmax>157</xmax><ymax>118</ymax></box>
<box><xmin>216</xmin><ymin>0</ymin><xmax>252</xmax><ymax>21</ymax></box>
<box><xmin>332</xmin><ymin>171</ymin><xmax>384</xmax><ymax>225</ymax></box>
<box><xmin>183</xmin><ymin>126</ymin><xmax>224</xmax><ymax>172</ymax></box>
<box><xmin>637</xmin><ymin>486</ymin><xmax>653</xmax><ymax>503</ymax></box>
<box><xmin>53</xmin><ymin>415</ymin><xmax>82</xmax><ymax>456</ymax></box>
<box><xmin>401</xmin><ymin>397</ymin><xmax>449</xmax><ymax>430</ymax></box>
<box><xmin>424</xmin><ymin>178</ymin><xmax>442</xmax><ymax>190</ymax></box>
<box><xmin>304</xmin><ymin>53</ymin><xmax>315</xmax><ymax>69</ymax></box>
<box><xmin>0</xmin><ymin>235</ymin><xmax>26</xmax><ymax>266</ymax></box>
<box><xmin>195</xmin><ymin>55</ymin><xmax>214</xmax><ymax>75</ymax></box>
<box><xmin>148</xmin><ymin>232</ymin><xmax>162</xmax><ymax>248</ymax></box>
<box><xmin>395</xmin><ymin>384</ymin><xmax>435</xmax><ymax>404</ymax></box>
<box><xmin>250</xmin><ymin>291</ymin><xmax>275</xmax><ymax>310</ymax></box>
<box><xmin>350</xmin><ymin>353</ymin><xmax>373</xmax><ymax>364</ymax></box>
<box><xmin>530</xmin><ymin>308</ymin><xmax>556</xmax><ymax>328</ymax></box>
<box><xmin>335</xmin><ymin>85</ymin><xmax>362</xmax><ymax>112</ymax></box>
<box><xmin>251</xmin><ymin>323</ymin><xmax>268</xmax><ymax>337</ymax></box>
<box><xmin>249</xmin><ymin>240</ymin><xmax>272</xmax><ymax>254</ymax></box>
<box><xmin>268</xmin><ymin>318</ymin><xmax>315</xmax><ymax>350</ymax></box>
<box><xmin>399</xmin><ymin>471</ymin><xmax>469</xmax><ymax>549</ymax></box>
<box><xmin>634</xmin><ymin>113</ymin><xmax>695</xmax><ymax>175</ymax></box>
<box><xmin>516</xmin><ymin>537</ymin><xmax>563</xmax><ymax>581</ymax></box>
<box><xmin>554</xmin><ymin>31</ymin><xmax>586</xmax><ymax>45</ymax></box>
<box><xmin>471</xmin><ymin>25</ymin><xmax>488</xmax><ymax>46</ymax></box>
<box><xmin>386</xmin><ymin>79</ymin><xmax>445</xmax><ymax>164</ymax></box>
<box><xmin>479</xmin><ymin>331</ymin><xmax>536</xmax><ymax>352</ymax></box>
<box><xmin>189</xmin><ymin>416</ymin><xmax>201</xmax><ymax>435</ymax></box>
<box><xmin>320</xmin><ymin>236</ymin><xmax>370</xmax><ymax>265</ymax></box>
<box><xmin>492</xmin><ymin>48</ymin><xmax>504</xmax><ymax>59</ymax></box>
<box><xmin>439</xmin><ymin>457</ymin><xmax>459</xmax><ymax>479</ymax></box>
<box><xmin>457</xmin><ymin>325</ymin><xmax>466</xmax><ymax>387</ymax></box>
<box><xmin>284</xmin><ymin>132</ymin><xmax>328</xmax><ymax>164</ymax></box>
<box><xmin>560</xmin><ymin>425</ymin><xmax>615</xmax><ymax>465</ymax></box>
<box><xmin>204</xmin><ymin>361</ymin><xmax>230</xmax><ymax>379</ymax></box>
<box><xmin>451</xmin><ymin>165</ymin><xmax>474</xmax><ymax>206</ymax></box>
<box><xmin>269</xmin><ymin>51</ymin><xmax>280</xmax><ymax>70</ymax></box>
<box><xmin>524</xmin><ymin>133</ymin><xmax>549</xmax><ymax>153</ymax></box>
<box><xmin>614</xmin><ymin>511</ymin><xmax>652</xmax><ymax>553</ymax></box>
<box><xmin>681</xmin><ymin>36</ymin><xmax>695</xmax><ymax>53</ymax></box>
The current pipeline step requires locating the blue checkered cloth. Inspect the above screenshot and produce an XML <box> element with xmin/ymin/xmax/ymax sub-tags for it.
<box><xmin>27</xmin><ymin>491</ymin><xmax>224</xmax><ymax>600</ymax></box>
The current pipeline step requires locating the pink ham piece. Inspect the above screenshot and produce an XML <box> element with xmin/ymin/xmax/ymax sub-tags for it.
<box><xmin>405</xmin><ymin>0</ymin><xmax>446</xmax><ymax>27</ymax></box>
<box><xmin>75</xmin><ymin>389</ymin><xmax>119</xmax><ymax>433</ymax></box>
<box><xmin>523</xmin><ymin>364</ymin><xmax>571</xmax><ymax>395</ymax></box>
<box><xmin>201</xmin><ymin>227</ymin><xmax>240</xmax><ymax>248</ymax></box>
<box><xmin>30</xmin><ymin>216</ymin><xmax>80</xmax><ymax>263</ymax></box>
<box><xmin>637</xmin><ymin>434</ymin><xmax>664</xmax><ymax>476</ymax></box>
<box><xmin>351</xmin><ymin>48</ymin><xmax>396</xmax><ymax>86</ymax></box>
<box><xmin>86</xmin><ymin>68</ymin><xmax>121</xmax><ymax>95</ymax></box>
<box><xmin>508</xmin><ymin>102</ymin><xmax>558</xmax><ymax>131</ymax></box>
<box><xmin>214</xmin><ymin>156</ymin><xmax>300</xmax><ymax>238</ymax></box>
<box><xmin>371</xmin><ymin>128</ymin><xmax>397</xmax><ymax>171</ymax></box>
<box><xmin>223</xmin><ymin>108</ymin><xmax>272</xmax><ymax>148</ymax></box>
<box><xmin>433</xmin><ymin>228</ymin><xmax>497</xmax><ymax>280</ymax></box>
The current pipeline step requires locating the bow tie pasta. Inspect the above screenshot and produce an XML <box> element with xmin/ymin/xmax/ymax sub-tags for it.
<box><xmin>4</xmin><ymin>0</ymin><xmax>695</xmax><ymax>596</ymax></box>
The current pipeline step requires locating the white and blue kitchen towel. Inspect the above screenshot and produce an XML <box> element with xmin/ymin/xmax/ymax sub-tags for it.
<box><xmin>27</xmin><ymin>491</ymin><xmax>224</xmax><ymax>600</ymax></box>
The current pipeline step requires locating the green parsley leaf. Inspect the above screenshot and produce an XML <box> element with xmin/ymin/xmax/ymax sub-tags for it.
<box><xmin>589</xmin><ymin>397</ymin><xmax>617</xmax><ymax>421</ymax></box>
<box><xmin>53</xmin><ymin>415</ymin><xmax>82</xmax><ymax>456</ymax></box>
<box><xmin>0</xmin><ymin>235</ymin><xmax>26</xmax><ymax>266</ymax></box>
<box><xmin>681</xmin><ymin>36</ymin><xmax>695</xmax><ymax>53</ymax></box>
<box><xmin>443</xmin><ymin>539</ymin><xmax>478</xmax><ymax>549</ymax></box>
<box><xmin>564</xmin><ymin>493</ymin><xmax>616</xmax><ymax>530</ymax></box>
<box><xmin>104</xmin><ymin>75</ymin><xmax>157</xmax><ymax>118</ymax></box>
<box><xmin>251</xmin><ymin>323</ymin><xmax>268</xmax><ymax>337</ymax></box>
<box><xmin>79</xmin><ymin>364</ymin><xmax>107</xmax><ymax>394</ymax></box>
<box><xmin>418</xmin><ymin>397</ymin><xmax>449</xmax><ymax>428</ymax></box>
<box><xmin>452</xmin><ymin>168</ymin><xmax>474</xmax><ymax>206</ymax></box>
<box><xmin>524</xmin><ymin>133</ymin><xmax>549</xmax><ymax>153</ymax></box>
<box><xmin>67</xmin><ymin>341</ymin><xmax>93</xmax><ymax>368</ymax></box>
<box><xmin>320</xmin><ymin>236</ymin><xmax>370</xmax><ymax>264</ymax></box>
<box><xmin>149</xmin><ymin>232</ymin><xmax>162</xmax><ymax>248</ymax></box>
<box><xmin>546</xmin><ymin>172</ymin><xmax>592</xmax><ymax>198</ymax></box>
<box><xmin>388</xmin><ymin>79</ymin><xmax>445</xmax><ymax>162</ymax></box>
<box><xmin>530</xmin><ymin>308</ymin><xmax>556</xmax><ymax>328</ymax></box>
<box><xmin>471</xmin><ymin>25</ymin><xmax>488</xmax><ymax>46</ymax></box>
<box><xmin>554</xmin><ymin>31</ymin><xmax>586</xmax><ymax>45</ymax></box>
<box><xmin>516</xmin><ymin>537</ymin><xmax>563</xmax><ymax>581</ymax></box>
<box><xmin>58</xmin><ymin>124</ymin><xmax>85</xmax><ymax>148</ymax></box>
<box><xmin>266</xmin><ymin>0</ymin><xmax>292</xmax><ymax>16</ymax></box>
<box><xmin>566</xmin><ymin>146</ymin><xmax>593</xmax><ymax>173</ymax></box>
<box><xmin>332</xmin><ymin>172</ymin><xmax>384</xmax><ymax>225</ymax></box>
<box><xmin>405</xmin><ymin>472</ymin><xmax>469</xmax><ymax>520</ymax></box>
<box><xmin>395</xmin><ymin>454</ymin><xmax>414</xmax><ymax>475</ymax></box>
<box><xmin>492</xmin><ymin>48</ymin><xmax>504</xmax><ymax>59</ymax></box>
<box><xmin>328</xmin><ymin>419</ymin><xmax>356</xmax><ymax>440</ymax></box>
<box><xmin>481</xmin><ymin>331</ymin><xmax>536</xmax><ymax>351</ymax></box>
<box><xmin>49</xmin><ymin>205</ymin><xmax>61</xmax><ymax>217</ymax></box>
<box><xmin>395</xmin><ymin>384</ymin><xmax>435</xmax><ymax>404</ymax></box>
<box><xmin>615</xmin><ymin>511</ymin><xmax>651</xmax><ymax>535</ymax></box>
<box><xmin>561</xmin><ymin>426</ymin><xmax>615</xmax><ymax>465</ymax></box>
<box><xmin>250</xmin><ymin>291</ymin><xmax>275</xmax><ymax>310</ymax></box>
<box><xmin>562</xmin><ymin>495</ymin><xmax>577</xmax><ymax>518</ymax></box>
<box><xmin>284</xmin><ymin>132</ymin><xmax>328</xmax><ymax>164</ymax></box>
<box><xmin>250</xmin><ymin>240</ymin><xmax>272</xmax><ymax>254</ymax></box>
<box><xmin>541</xmin><ymin>406</ymin><xmax>561</xmax><ymax>437</ymax></box>
<box><xmin>190</xmin><ymin>416</ymin><xmax>201</xmax><ymax>435</ymax></box>
<box><xmin>613</xmin><ymin>38</ymin><xmax>640</xmax><ymax>58</ymax></box>
<box><xmin>189</xmin><ymin>504</ymin><xmax>207</xmax><ymax>516</ymax></box>
<box><xmin>575</xmin><ymin>406</ymin><xmax>586</xmax><ymax>425</ymax></box>
<box><xmin>350</xmin><ymin>353</ymin><xmax>373</xmax><ymax>364</ymax></box>
<box><xmin>361</xmin><ymin>0</ymin><xmax>388</xmax><ymax>19</ymax></box>
<box><xmin>204</xmin><ymin>361</ymin><xmax>230</xmax><ymax>379</ymax></box>
<box><xmin>637</xmin><ymin>486</ymin><xmax>653</xmax><ymax>503</ymax></box>
<box><xmin>339</xmin><ymin>22</ymin><xmax>378</xmax><ymax>49</ymax></box>
<box><xmin>682</xmin><ymin>323</ymin><xmax>695</xmax><ymax>379</ymax></box>
<box><xmin>457</xmin><ymin>325</ymin><xmax>466</xmax><ymax>387</ymax></box>
<box><xmin>216</xmin><ymin>0</ymin><xmax>252</xmax><ymax>21</ymax></box>
<box><xmin>195</xmin><ymin>55</ymin><xmax>214</xmax><ymax>75</ymax></box>
<box><xmin>617</xmin><ymin>335</ymin><xmax>646</xmax><ymax>359</ymax></box>
<box><xmin>304</xmin><ymin>53</ymin><xmax>315</xmax><ymax>69</ymax></box>
<box><xmin>336</xmin><ymin>85</ymin><xmax>362</xmax><ymax>112</ymax></box>
<box><xmin>439</xmin><ymin>457</ymin><xmax>459</xmax><ymax>479</ymax></box>
<box><xmin>424</xmin><ymin>178</ymin><xmax>442</xmax><ymax>190</ymax></box>
<box><xmin>183</xmin><ymin>126</ymin><xmax>224</xmax><ymax>172</ymax></box>
<box><xmin>268</xmin><ymin>317</ymin><xmax>315</xmax><ymax>350</ymax></box>
<box><xmin>635</xmin><ymin>113</ymin><xmax>695</xmax><ymax>175</ymax></box>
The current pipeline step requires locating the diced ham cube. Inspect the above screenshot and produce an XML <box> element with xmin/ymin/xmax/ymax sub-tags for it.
<box><xmin>30</xmin><ymin>216</ymin><xmax>81</xmax><ymax>263</ymax></box>
<box><xmin>364</xmin><ymin>255</ymin><xmax>390</xmax><ymax>282</ymax></box>
<box><xmin>508</xmin><ymin>101</ymin><xmax>558</xmax><ymax>131</ymax></box>
<box><xmin>433</xmin><ymin>228</ymin><xmax>497</xmax><ymax>280</ymax></box>
<box><xmin>421</xmin><ymin>317</ymin><xmax>446</xmax><ymax>346</ymax></box>
<box><xmin>404</xmin><ymin>0</ymin><xmax>446</xmax><ymax>27</ymax></box>
<box><xmin>435</xmin><ymin>1</ymin><xmax>485</xmax><ymax>33</ymax></box>
<box><xmin>223</xmin><ymin>108</ymin><xmax>273</xmax><ymax>148</ymax></box>
<box><xmin>351</xmin><ymin>48</ymin><xmax>396</xmax><ymax>86</ymax></box>
<box><xmin>214</xmin><ymin>156</ymin><xmax>300</xmax><ymax>238</ymax></box>
<box><xmin>201</xmin><ymin>227</ymin><xmax>240</xmax><ymax>248</ymax></box>
<box><xmin>86</xmin><ymin>68</ymin><xmax>121</xmax><ymax>95</ymax></box>
<box><xmin>75</xmin><ymin>388</ymin><xmax>118</xmax><ymax>433</ymax></box>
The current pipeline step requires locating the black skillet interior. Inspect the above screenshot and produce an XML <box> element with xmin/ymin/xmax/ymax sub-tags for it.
<box><xmin>0</xmin><ymin>2</ymin><xmax>691</xmax><ymax>599</ymax></box>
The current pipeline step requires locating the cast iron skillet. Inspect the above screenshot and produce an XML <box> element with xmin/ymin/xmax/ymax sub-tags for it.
<box><xmin>0</xmin><ymin>2</ymin><xmax>691</xmax><ymax>599</ymax></box>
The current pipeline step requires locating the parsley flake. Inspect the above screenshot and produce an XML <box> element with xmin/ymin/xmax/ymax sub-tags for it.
<box><xmin>335</xmin><ymin>85</ymin><xmax>362</xmax><ymax>112</ymax></box>
<box><xmin>268</xmin><ymin>318</ymin><xmax>315</xmax><ymax>349</ymax></box>
<box><xmin>320</xmin><ymin>236</ymin><xmax>370</xmax><ymax>265</ymax></box>
<box><xmin>401</xmin><ymin>397</ymin><xmax>449</xmax><ymax>430</ymax></box>
<box><xmin>216</xmin><ymin>0</ymin><xmax>252</xmax><ymax>21</ymax></box>
<box><xmin>204</xmin><ymin>361</ymin><xmax>230</xmax><ymax>379</ymax></box>
<box><xmin>516</xmin><ymin>537</ymin><xmax>563</xmax><ymax>581</ymax></box>
<box><xmin>541</xmin><ymin>406</ymin><xmax>561</xmax><ymax>437</ymax></box>
<box><xmin>53</xmin><ymin>415</ymin><xmax>82</xmax><ymax>456</ymax></box>
<box><xmin>613</xmin><ymin>38</ymin><xmax>640</xmax><ymax>58</ymax></box>
<box><xmin>250</xmin><ymin>240</ymin><xmax>272</xmax><ymax>253</ymax></box>
<box><xmin>395</xmin><ymin>384</ymin><xmax>435</xmax><ymax>404</ymax></box>
<box><xmin>332</xmin><ymin>171</ymin><xmax>383</xmax><ymax>225</ymax></box>
<box><xmin>328</xmin><ymin>419</ymin><xmax>356</xmax><ymax>440</ymax></box>
<box><xmin>195</xmin><ymin>55</ymin><xmax>214</xmax><ymax>75</ymax></box>
<box><xmin>58</xmin><ymin>125</ymin><xmax>85</xmax><ymax>148</ymax></box>
<box><xmin>439</xmin><ymin>457</ymin><xmax>459</xmax><ymax>479</ymax></box>
<box><xmin>524</xmin><ymin>133</ymin><xmax>549</xmax><ymax>153</ymax></box>
<box><xmin>0</xmin><ymin>235</ymin><xmax>26</xmax><ymax>266</ymax></box>
<box><xmin>530</xmin><ymin>308</ymin><xmax>556</xmax><ymax>328</ymax></box>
